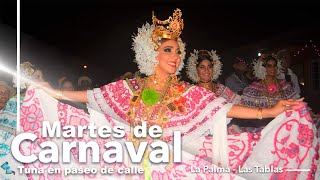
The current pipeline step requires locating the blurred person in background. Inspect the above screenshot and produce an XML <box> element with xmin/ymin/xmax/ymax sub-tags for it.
<box><xmin>60</xmin><ymin>78</ymin><xmax>75</xmax><ymax>91</ymax></box>
<box><xmin>77</xmin><ymin>76</ymin><xmax>92</xmax><ymax>90</ymax></box>
<box><xmin>0</xmin><ymin>80</ymin><xmax>15</xmax><ymax>110</ymax></box>
<box><xmin>225</xmin><ymin>58</ymin><xmax>250</xmax><ymax>95</ymax></box>
<box><xmin>276</xmin><ymin>49</ymin><xmax>301</xmax><ymax>97</ymax></box>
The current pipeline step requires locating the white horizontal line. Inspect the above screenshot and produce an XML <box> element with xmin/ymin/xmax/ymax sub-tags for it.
<box><xmin>285</xmin><ymin>169</ymin><xmax>310</xmax><ymax>172</ymax></box>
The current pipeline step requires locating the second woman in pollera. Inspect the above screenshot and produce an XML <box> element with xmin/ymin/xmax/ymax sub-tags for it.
<box><xmin>186</xmin><ymin>49</ymin><xmax>241</xmax><ymax>104</ymax></box>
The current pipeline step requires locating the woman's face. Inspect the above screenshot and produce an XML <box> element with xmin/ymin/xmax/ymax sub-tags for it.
<box><xmin>156</xmin><ymin>39</ymin><xmax>181</xmax><ymax>76</ymax></box>
<box><xmin>62</xmin><ymin>81</ymin><xmax>74</xmax><ymax>91</ymax></box>
<box><xmin>32</xmin><ymin>69</ymin><xmax>44</xmax><ymax>82</ymax></box>
<box><xmin>197</xmin><ymin>59</ymin><xmax>213</xmax><ymax>82</ymax></box>
<box><xmin>265</xmin><ymin>59</ymin><xmax>277</xmax><ymax>77</ymax></box>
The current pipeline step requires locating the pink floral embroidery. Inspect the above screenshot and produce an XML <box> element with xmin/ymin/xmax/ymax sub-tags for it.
<box><xmin>251</xmin><ymin>132</ymin><xmax>261</xmax><ymax>142</ymax></box>
<box><xmin>307</xmin><ymin>148</ymin><xmax>319</xmax><ymax>179</ymax></box>
<box><xmin>19</xmin><ymin>83</ymin><xmax>318</xmax><ymax>180</ymax></box>
<box><xmin>21</xmin><ymin>104</ymin><xmax>43</xmax><ymax>131</ymax></box>
<box><xmin>298</xmin><ymin>124</ymin><xmax>314</xmax><ymax>148</ymax></box>
<box><xmin>271</xmin><ymin>169</ymin><xmax>298</xmax><ymax>180</ymax></box>
<box><xmin>188</xmin><ymin>88</ymin><xmax>202</xmax><ymax>105</ymax></box>
<box><xmin>58</xmin><ymin>103</ymin><xmax>68</xmax><ymax>124</ymax></box>
<box><xmin>285</xmin><ymin>142</ymin><xmax>299</xmax><ymax>158</ymax></box>
<box><xmin>285</xmin><ymin>110</ymin><xmax>293</xmax><ymax>117</ymax></box>
<box><xmin>69</xmin><ymin>115</ymin><xmax>88</xmax><ymax>126</ymax></box>
<box><xmin>22</xmin><ymin>88</ymin><xmax>35</xmax><ymax>102</ymax></box>
<box><xmin>297</xmin><ymin>105</ymin><xmax>313</xmax><ymax>123</ymax></box>
<box><xmin>100</xmin><ymin>80</ymin><xmax>131</xmax><ymax>121</ymax></box>
<box><xmin>267</xmin><ymin>84</ymin><xmax>278</xmax><ymax>94</ymax></box>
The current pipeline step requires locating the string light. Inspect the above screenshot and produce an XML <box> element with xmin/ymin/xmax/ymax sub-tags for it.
<box><xmin>235</xmin><ymin>57</ymin><xmax>251</xmax><ymax>67</ymax></box>
<box><xmin>292</xmin><ymin>40</ymin><xmax>320</xmax><ymax>57</ymax></box>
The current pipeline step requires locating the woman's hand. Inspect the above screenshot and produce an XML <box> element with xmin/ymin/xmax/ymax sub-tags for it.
<box><xmin>32</xmin><ymin>82</ymin><xmax>88</xmax><ymax>102</ymax></box>
<box><xmin>227</xmin><ymin>98</ymin><xmax>304</xmax><ymax>119</ymax></box>
<box><xmin>266</xmin><ymin>98</ymin><xmax>305</xmax><ymax>117</ymax></box>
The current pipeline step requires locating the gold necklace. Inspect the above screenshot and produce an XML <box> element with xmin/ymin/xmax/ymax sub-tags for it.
<box><xmin>127</xmin><ymin>75</ymin><xmax>175</xmax><ymax>128</ymax></box>
<box><xmin>126</xmin><ymin>75</ymin><xmax>180</xmax><ymax>176</ymax></box>
<box><xmin>147</xmin><ymin>73</ymin><xmax>170</xmax><ymax>92</ymax></box>
<box><xmin>198</xmin><ymin>80</ymin><xmax>216</xmax><ymax>93</ymax></box>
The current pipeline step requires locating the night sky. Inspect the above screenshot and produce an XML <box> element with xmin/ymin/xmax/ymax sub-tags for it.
<box><xmin>2</xmin><ymin>1</ymin><xmax>320</xmax><ymax>86</ymax></box>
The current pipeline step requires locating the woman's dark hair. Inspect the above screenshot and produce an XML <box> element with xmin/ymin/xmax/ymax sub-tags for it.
<box><xmin>196</xmin><ymin>50</ymin><xmax>212</xmax><ymax>67</ymax></box>
<box><xmin>262</xmin><ymin>54</ymin><xmax>278</xmax><ymax>65</ymax></box>
<box><xmin>32</xmin><ymin>64</ymin><xmax>47</xmax><ymax>81</ymax></box>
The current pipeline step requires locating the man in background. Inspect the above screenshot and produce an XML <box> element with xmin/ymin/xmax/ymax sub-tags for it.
<box><xmin>0</xmin><ymin>80</ymin><xmax>15</xmax><ymax>110</ymax></box>
<box><xmin>276</xmin><ymin>49</ymin><xmax>301</xmax><ymax>98</ymax></box>
<box><xmin>225</xmin><ymin>58</ymin><xmax>250</xmax><ymax>95</ymax></box>
<box><xmin>78</xmin><ymin>76</ymin><xmax>92</xmax><ymax>90</ymax></box>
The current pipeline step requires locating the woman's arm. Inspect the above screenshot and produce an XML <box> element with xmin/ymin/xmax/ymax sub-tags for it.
<box><xmin>227</xmin><ymin>99</ymin><xmax>303</xmax><ymax>119</ymax></box>
<box><xmin>36</xmin><ymin>82</ymin><xmax>88</xmax><ymax>103</ymax></box>
<box><xmin>55</xmin><ymin>90</ymin><xmax>88</xmax><ymax>103</ymax></box>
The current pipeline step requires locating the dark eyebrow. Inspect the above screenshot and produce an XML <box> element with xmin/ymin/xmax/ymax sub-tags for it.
<box><xmin>163</xmin><ymin>46</ymin><xmax>180</xmax><ymax>53</ymax></box>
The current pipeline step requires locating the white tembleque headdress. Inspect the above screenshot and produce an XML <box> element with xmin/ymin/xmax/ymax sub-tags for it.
<box><xmin>252</xmin><ymin>53</ymin><xmax>283</xmax><ymax>80</ymax></box>
<box><xmin>132</xmin><ymin>9</ymin><xmax>186</xmax><ymax>76</ymax></box>
<box><xmin>186</xmin><ymin>49</ymin><xmax>222</xmax><ymax>83</ymax></box>
<box><xmin>13</xmin><ymin>61</ymin><xmax>35</xmax><ymax>90</ymax></box>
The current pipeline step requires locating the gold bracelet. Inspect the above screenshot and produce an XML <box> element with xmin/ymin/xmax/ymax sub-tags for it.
<box><xmin>55</xmin><ymin>90</ymin><xmax>63</xmax><ymax>99</ymax></box>
<box><xmin>257</xmin><ymin>108</ymin><xmax>263</xmax><ymax>120</ymax></box>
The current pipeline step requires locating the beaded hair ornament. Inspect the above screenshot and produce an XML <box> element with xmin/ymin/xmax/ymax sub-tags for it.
<box><xmin>132</xmin><ymin>9</ymin><xmax>186</xmax><ymax>76</ymax></box>
<box><xmin>13</xmin><ymin>61</ymin><xmax>35</xmax><ymax>90</ymax></box>
<box><xmin>187</xmin><ymin>49</ymin><xmax>222</xmax><ymax>83</ymax></box>
<box><xmin>252</xmin><ymin>53</ymin><xmax>283</xmax><ymax>80</ymax></box>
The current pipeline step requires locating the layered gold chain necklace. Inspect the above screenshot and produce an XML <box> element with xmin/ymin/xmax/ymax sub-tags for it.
<box><xmin>198</xmin><ymin>80</ymin><xmax>216</xmax><ymax>93</ymax></box>
<box><xmin>125</xmin><ymin>75</ymin><xmax>174</xmax><ymax>180</ymax></box>
<box><xmin>142</xmin><ymin>75</ymin><xmax>172</xmax><ymax>124</ymax></box>
<box><xmin>126</xmin><ymin>75</ymin><xmax>184</xmax><ymax>179</ymax></box>
<box><xmin>127</xmin><ymin>74</ymin><xmax>178</xmax><ymax>129</ymax></box>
